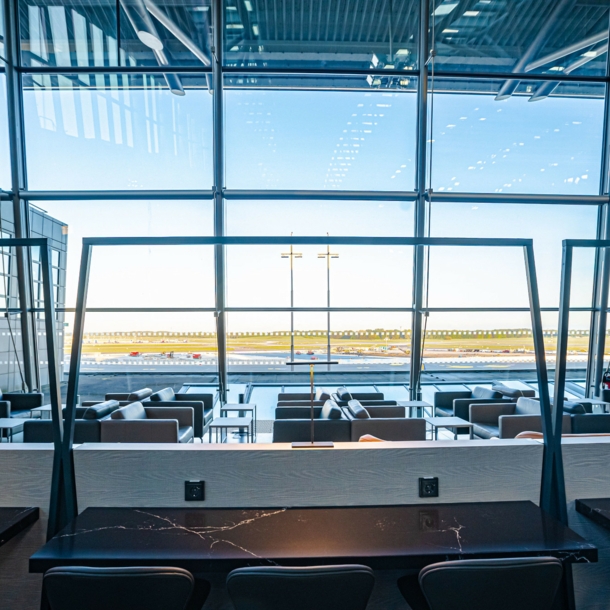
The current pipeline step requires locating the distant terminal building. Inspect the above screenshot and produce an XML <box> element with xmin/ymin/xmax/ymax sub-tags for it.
<box><xmin>0</xmin><ymin>201</ymin><xmax>67</xmax><ymax>392</ymax></box>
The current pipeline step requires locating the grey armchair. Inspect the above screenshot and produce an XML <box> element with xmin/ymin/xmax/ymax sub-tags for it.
<box><xmin>0</xmin><ymin>391</ymin><xmax>44</xmax><ymax>418</ymax></box>
<box><xmin>101</xmin><ymin>402</ymin><xmax>194</xmax><ymax>443</ymax></box>
<box><xmin>470</xmin><ymin>397</ymin><xmax>572</xmax><ymax>439</ymax></box>
<box><xmin>149</xmin><ymin>387</ymin><xmax>213</xmax><ymax>438</ymax></box>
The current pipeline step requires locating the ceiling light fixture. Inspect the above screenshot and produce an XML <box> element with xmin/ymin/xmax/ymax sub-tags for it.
<box><xmin>120</xmin><ymin>0</ymin><xmax>164</xmax><ymax>50</ymax></box>
<box><xmin>433</xmin><ymin>2</ymin><xmax>457</xmax><ymax>16</ymax></box>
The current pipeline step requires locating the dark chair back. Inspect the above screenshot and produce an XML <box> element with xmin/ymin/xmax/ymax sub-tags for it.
<box><xmin>43</xmin><ymin>566</ymin><xmax>199</xmax><ymax>610</ymax></box>
<box><xmin>23</xmin><ymin>420</ymin><xmax>101</xmax><ymax>443</ymax></box>
<box><xmin>227</xmin><ymin>565</ymin><xmax>374</xmax><ymax>610</ymax></box>
<box><xmin>418</xmin><ymin>557</ymin><xmax>562</xmax><ymax>610</ymax></box>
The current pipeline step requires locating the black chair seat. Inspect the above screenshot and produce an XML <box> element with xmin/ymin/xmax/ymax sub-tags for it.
<box><xmin>227</xmin><ymin>565</ymin><xmax>374</xmax><ymax>610</ymax></box>
<box><xmin>418</xmin><ymin>557</ymin><xmax>563</xmax><ymax>610</ymax></box>
<box><xmin>43</xmin><ymin>566</ymin><xmax>208</xmax><ymax>610</ymax></box>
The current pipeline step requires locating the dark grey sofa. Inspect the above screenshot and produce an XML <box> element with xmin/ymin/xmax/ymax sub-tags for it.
<box><xmin>341</xmin><ymin>400</ymin><xmax>426</xmax><ymax>441</ymax></box>
<box><xmin>103</xmin><ymin>402</ymin><xmax>194</xmax><ymax>443</ymax></box>
<box><xmin>433</xmin><ymin>387</ymin><xmax>511</xmax><ymax>419</ymax></box>
<box><xmin>24</xmin><ymin>400</ymin><xmax>194</xmax><ymax>444</ymax></box>
<box><xmin>148</xmin><ymin>387</ymin><xmax>213</xmax><ymax>438</ymax></box>
<box><xmin>24</xmin><ymin>419</ymin><xmax>102</xmax><ymax>443</ymax></box>
<box><xmin>0</xmin><ymin>391</ymin><xmax>44</xmax><ymax>418</ymax></box>
<box><xmin>273</xmin><ymin>399</ymin><xmax>350</xmax><ymax>442</ymax></box>
<box><xmin>571</xmin><ymin>414</ymin><xmax>610</xmax><ymax>434</ymax></box>
<box><xmin>470</xmin><ymin>397</ymin><xmax>575</xmax><ymax>439</ymax></box>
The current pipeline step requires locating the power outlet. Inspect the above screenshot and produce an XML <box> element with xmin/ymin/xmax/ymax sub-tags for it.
<box><xmin>419</xmin><ymin>477</ymin><xmax>439</xmax><ymax>498</ymax></box>
<box><xmin>185</xmin><ymin>480</ymin><xmax>205</xmax><ymax>502</ymax></box>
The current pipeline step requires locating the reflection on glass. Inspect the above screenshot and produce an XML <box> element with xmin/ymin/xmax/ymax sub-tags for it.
<box><xmin>223</xmin><ymin>0</ymin><xmax>419</xmax><ymax>70</ymax></box>
<box><xmin>431</xmin><ymin>81</ymin><xmax>604</xmax><ymax>195</ymax></box>
<box><xmin>430</xmin><ymin>0</ymin><xmax>609</xmax><ymax>76</ymax></box>
<box><xmin>119</xmin><ymin>0</ymin><xmax>212</xmax><ymax>67</ymax></box>
<box><xmin>0</xmin><ymin>75</ymin><xmax>10</xmax><ymax>189</ymax></box>
<box><xmin>23</xmin><ymin>74</ymin><xmax>213</xmax><ymax>189</ymax></box>
<box><xmin>225</xmin><ymin>81</ymin><xmax>417</xmax><ymax>190</ymax></box>
<box><xmin>21</xmin><ymin>1</ymin><xmax>118</xmax><ymax>67</ymax></box>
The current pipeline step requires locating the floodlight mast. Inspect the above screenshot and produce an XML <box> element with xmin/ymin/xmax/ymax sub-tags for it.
<box><xmin>281</xmin><ymin>234</ymin><xmax>302</xmax><ymax>370</ymax></box>
<box><xmin>318</xmin><ymin>234</ymin><xmax>339</xmax><ymax>371</ymax></box>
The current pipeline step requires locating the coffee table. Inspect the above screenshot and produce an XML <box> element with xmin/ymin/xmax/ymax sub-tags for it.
<box><xmin>0</xmin><ymin>419</ymin><xmax>24</xmax><ymax>442</ymax></box>
<box><xmin>397</xmin><ymin>400</ymin><xmax>432</xmax><ymax>418</ymax></box>
<box><xmin>220</xmin><ymin>403</ymin><xmax>257</xmax><ymax>437</ymax></box>
<box><xmin>209</xmin><ymin>416</ymin><xmax>253</xmax><ymax>443</ymax></box>
<box><xmin>425</xmin><ymin>416</ymin><xmax>474</xmax><ymax>440</ymax></box>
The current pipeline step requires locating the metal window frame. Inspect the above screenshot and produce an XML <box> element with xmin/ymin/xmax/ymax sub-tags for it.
<box><xmin>552</xmin><ymin>239</ymin><xmax>610</xmax><ymax>527</ymax></box>
<box><xmin>49</xmin><ymin>234</ymin><xmax>553</xmax><ymax>537</ymax></box>
<box><xmin>0</xmin><ymin>239</ymin><xmax>62</xmax><ymax>539</ymax></box>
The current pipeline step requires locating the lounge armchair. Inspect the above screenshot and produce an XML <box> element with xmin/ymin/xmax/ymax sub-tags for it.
<box><xmin>342</xmin><ymin>400</ymin><xmax>426</xmax><ymax>441</ymax></box>
<box><xmin>0</xmin><ymin>391</ymin><xmax>44</xmax><ymax>418</ymax></box>
<box><xmin>469</xmin><ymin>397</ymin><xmax>573</xmax><ymax>439</ymax></box>
<box><xmin>433</xmin><ymin>386</ymin><xmax>514</xmax><ymax>420</ymax></box>
<box><xmin>102</xmin><ymin>402</ymin><xmax>194</xmax><ymax>443</ymax></box>
<box><xmin>273</xmin><ymin>400</ymin><xmax>351</xmax><ymax>443</ymax></box>
<box><xmin>148</xmin><ymin>387</ymin><xmax>213</xmax><ymax>438</ymax></box>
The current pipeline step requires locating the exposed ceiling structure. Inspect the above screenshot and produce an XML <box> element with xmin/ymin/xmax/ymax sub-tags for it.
<box><xmin>17</xmin><ymin>0</ymin><xmax>610</xmax><ymax>98</ymax></box>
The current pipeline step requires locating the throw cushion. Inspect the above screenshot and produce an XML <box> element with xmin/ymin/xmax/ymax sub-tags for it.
<box><xmin>128</xmin><ymin>388</ymin><xmax>152</xmax><ymax>402</ymax></box>
<box><xmin>347</xmin><ymin>399</ymin><xmax>370</xmax><ymax>419</ymax></box>
<box><xmin>82</xmin><ymin>400</ymin><xmax>120</xmax><ymax>420</ymax></box>
<box><xmin>111</xmin><ymin>402</ymin><xmax>146</xmax><ymax>420</ymax></box>
<box><xmin>491</xmin><ymin>384</ymin><xmax>536</xmax><ymax>399</ymax></box>
<box><xmin>320</xmin><ymin>400</ymin><xmax>343</xmax><ymax>420</ymax></box>
<box><xmin>150</xmin><ymin>387</ymin><xmax>175</xmax><ymax>402</ymax></box>
<box><xmin>472</xmin><ymin>387</ymin><xmax>502</xmax><ymax>400</ymax></box>
<box><xmin>337</xmin><ymin>387</ymin><xmax>352</xmax><ymax>402</ymax></box>
<box><xmin>315</xmin><ymin>388</ymin><xmax>330</xmax><ymax>401</ymax></box>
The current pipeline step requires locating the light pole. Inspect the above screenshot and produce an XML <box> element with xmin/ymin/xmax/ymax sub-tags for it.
<box><xmin>318</xmin><ymin>234</ymin><xmax>339</xmax><ymax>371</ymax></box>
<box><xmin>281</xmin><ymin>235</ymin><xmax>302</xmax><ymax>371</ymax></box>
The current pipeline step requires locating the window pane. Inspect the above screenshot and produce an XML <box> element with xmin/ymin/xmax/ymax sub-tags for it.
<box><xmin>120</xmin><ymin>0</ymin><xmax>212</xmax><ymax>67</ymax></box>
<box><xmin>64</xmin><ymin>311</ymin><xmax>218</xmax><ymax>399</ymax></box>
<box><xmin>0</xmin><ymin>74</ymin><xmax>10</xmax><ymax>189</ymax></box>
<box><xmin>226</xmin><ymin>200</ymin><xmax>415</xmax><ymax>236</ymax></box>
<box><xmin>35</xmin><ymin>200</ymin><xmax>213</xmax><ymax>308</ymax></box>
<box><xmin>23</xmin><ymin>73</ymin><xmax>213</xmax><ymax>190</ymax></box>
<box><xmin>224</xmin><ymin>0</ymin><xmax>419</xmax><ymax>70</ymax></box>
<box><xmin>430</xmin><ymin>0</ymin><xmax>609</xmax><ymax>76</ymax></box>
<box><xmin>225</xmin><ymin>77</ymin><xmax>417</xmax><ymax>190</ymax></box>
<box><xmin>430</xmin><ymin>202</ymin><xmax>598</xmax><ymax>308</ymax></box>
<box><xmin>420</xmin><ymin>311</ymin><xmax>589</xmax><ymax>376</ymax></box>
<box><xmin>431</xmin><ymin>80</ymin><xmax>604</xmax><ymax>195</ymax></box>
<box><xmin>21</xmin><ymin>0</ymin><xmax>118</xmax><ymax>67</ymax></box>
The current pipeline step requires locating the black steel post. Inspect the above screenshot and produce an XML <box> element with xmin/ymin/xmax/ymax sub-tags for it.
<box><xmin>545</xmin><ymin>242</ymin><xmax>571</xmax><ymax>524</ymax></box>
<box><xmin>2</xmin><ymin>0</ymin><xmax>38</xmax><ymax>392</ymax></box>
<box><xmin>212</xmin><ymin>0</ymin><xmax>227</xmax><ymax>403</ymax></box>
<box><xmin>51</xmin><ymin>242</ymin><xmax>93</xmax><ymax>536</ymax></box>
<box><xmin>40</xmin><ymin>242</ymin><xmax>66</xmax><ymax>539</ymax></box>
<box><xmin>410</xmin><ymin>0</ymin><xmax>430</xmax><ymax>400</ymax></box>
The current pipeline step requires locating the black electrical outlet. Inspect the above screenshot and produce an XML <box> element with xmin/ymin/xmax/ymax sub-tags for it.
<box><xmin>185</xmin><ymin>480</ymin><xmax>205</xmax><ymax>502</ymax></box>
<box><xmin>419</xmin><ymin>477</ymin><xmax>439</xmax><ymax>498</ymax></box>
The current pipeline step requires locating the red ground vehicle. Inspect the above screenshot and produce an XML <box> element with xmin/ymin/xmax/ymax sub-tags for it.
<box><xmin>193</xmin><ymin>353</ymin><xmax>202</xmax><ymax>359</ymax></box>
<box><xmin>129</xmin><ymin>351</ymin><xmax>140</xmax><ymax>357</ymax></box>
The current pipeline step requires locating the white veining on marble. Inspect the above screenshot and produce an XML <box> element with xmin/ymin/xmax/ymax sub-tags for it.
<box><xmin>55</xmin><ymin>509</ymin><xmax>288</xmax><ymax>565</ymax></box>
<box><xmin>439</xmin><ymin>518</ymin><xmax>465</xmax><ymax>553</ymax></box>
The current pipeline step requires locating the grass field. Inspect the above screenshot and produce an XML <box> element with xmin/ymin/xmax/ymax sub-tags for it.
<box><xmin>67</xmin><ymin>331</ymin><xmax>592</xmax><ymax>358</ymax></box>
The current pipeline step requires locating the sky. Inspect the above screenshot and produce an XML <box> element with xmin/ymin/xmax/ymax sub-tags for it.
<box><xmin>0</xmin><ymin>74</ymin><xmax>604</xmax><ymax>333</ymax></box>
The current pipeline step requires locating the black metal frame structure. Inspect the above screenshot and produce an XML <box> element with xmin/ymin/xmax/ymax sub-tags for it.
<box><xmin>50</xmin><ymin>234</ymin><xmax>555</xmax><ymax>536</ymax></box>
<box><xmin>552</xmin><ymin>239</ymin><xmax>610</xmax><ymax>526</ymax></box>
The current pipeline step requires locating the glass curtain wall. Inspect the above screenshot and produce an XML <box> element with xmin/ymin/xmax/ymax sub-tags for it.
<box><xmin>0</xmin><ymin>0</ymin><xmax>608</xmax><ymax>399</ymax></box>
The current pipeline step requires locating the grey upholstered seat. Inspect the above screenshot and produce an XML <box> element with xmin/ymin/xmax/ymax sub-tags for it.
<box><xmin>43</xmin><ymin>566</ymin><xmax>207</xmax><ymax>610</ymax></box>
<box><xmin>227</xmin><ymin>565</ymin><xmax>375</xmax><ymax>610</ymax></box>
<box><xmin>417</xmin><ymin>557</ymin><xmax>562</xmax><ymax>610</ymax></box>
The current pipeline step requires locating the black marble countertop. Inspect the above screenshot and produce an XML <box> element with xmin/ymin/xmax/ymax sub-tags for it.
<box><xmin>0</xmin><ymin>507</ymin><xmax>39</xmax><ymax>548</ymax></box>
<box><xmin>576</xmin><ymin>498</ymin><xmax>610</xmax><ymax>531</ymax></box>
<box><xmin>30</xmin><ymin>501</ymin><xmax>596</xmax><ymax>573</ymax></box>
